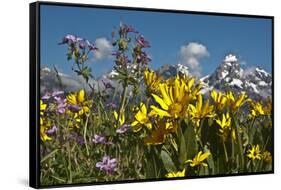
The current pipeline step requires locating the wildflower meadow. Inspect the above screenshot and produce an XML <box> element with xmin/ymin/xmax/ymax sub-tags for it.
<box><xmin>39</xmin><ymin>23</ymin><xmax>273</xmax><ymax>186</ymax></box>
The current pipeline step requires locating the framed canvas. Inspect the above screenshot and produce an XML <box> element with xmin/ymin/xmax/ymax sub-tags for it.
<box><xmin>29</xmin><ymin>1</ymin><xmax>274</xmax><ymax>188</ymax></box>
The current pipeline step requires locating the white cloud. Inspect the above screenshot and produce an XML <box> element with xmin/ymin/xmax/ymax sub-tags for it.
<box><xmin>179</xmin><ymin>42</ymin><xmax>210</xmax><ymax>77</ymax></box>
<box><xmin>93</xmin><ymin>37</ymin><xmax>113</xmax><ymax>61</ymax></box>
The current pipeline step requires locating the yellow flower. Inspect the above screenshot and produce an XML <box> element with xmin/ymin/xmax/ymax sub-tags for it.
<box><xmin>262</xmin><ymin>151</ymin><xmax>272</xmax><ymax>163</ymax></box>
<box><xmin>166</xmin><ymin>75</ymin><xmax>201</xmax><ymax>100</ymax></box>
<box><xmin>225</xmin><ymin>91</ymin><xmax>249</xmax><ymax>112</ymax></box>
<box><xmin>264</xmin><ymin>98</ymin><xmax>272</xmax><ymax>115</ymax></box>
<box><xmin>150</xmin><ymin>76</ymin><xmax>190</xmax><ymax>118</ymax></box>
<box><xmin>67</xmin><ymin>89</ymin><xmax>90</xmax><ymax>115</ymax></box>
<box><xmin>71</xmin><ymin>113</ymin><xmax>81</xmax><ymax>128</ymax></box>
<box><xmin>181</xmin><ymin>75</ymin><xmax>202</xmax><ymax>99</ymax></box>
<box><xmin>40</xmin><ymin>100</ymin><xmax>47</xmax><ymax>116</ymax></box>
<box><xmin>247</xmin><ymin>145</ymin><xmax>262</xmax><ymax>160</ymax></box>
<box><xmin>185</xmin><ymin>151</ymin><xmax>211</xmax><ymax>167</ymax></box>
<box><xmin>165</xmin><ymin>169</ymin><xmax>186</xmax><ymax>178</ymax></box>
<box><xmin>216</xmin><ymin>113</ymin><xmax>231</xmax><ymax>133</ymax></box>
<box><xmin>216</xmin><ymin>113</ymin><xmax>235</xmax><ymax>141</ymax></box>
<box><xmin>40</xmin><ymin>125</ymin><xmax>52</xmax><ymax>142</ymax></box>
<box><xmin>188</xmin><ymin>94</ymin><xmax>216</xmax><ymax>127</ymax></box>
<box><xmin>40</xmin><ymin>117</ymin><xmax>52</xmax><ymax>142</ymax></box>
<box><xmin>144</xmin><ymin>69</ymin><xmax>162</xmax><ymax>92</ymax></box>
<box><xmin>144</xmin><ymin>127</ymin><xmax>167</xmax><ymax>145</ymax></box>
<box><xmin>250</xmin><ymin>101</ymin><xmax>265</xmax><ymax>118</ymax></box>
<box><xmin>211</xmin><ymin>90</ymin><xmax>227</xmax><ymax>110</ymax></box>
<box><xmin>65</xmin><ymin>110</ymin><xmax>81</xmax><ymax>128</ymax></box>
<box><xmin>114</xmin><ymin>110</ymin><xmax>125</xmax><ymax>128</ymax></box>
<box><xmin>131</xmin><ymin>103</ymin><xmax>152</xmax><ymax>132</ymax></box>
<box><xmin>164</xmin><ymin>119</ymin><xmax>179</xmax><ymax>132</ymax></box>
<box><xmin>144</xmin><ymin>119</ymin><xmax>177</xmax><ymax>145</ymax></box>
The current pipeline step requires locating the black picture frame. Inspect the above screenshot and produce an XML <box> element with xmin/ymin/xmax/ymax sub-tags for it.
<box><xmin>30</xmin><ymin>1</ymin><xmax>274</xmax><ymax>189</ymax></box>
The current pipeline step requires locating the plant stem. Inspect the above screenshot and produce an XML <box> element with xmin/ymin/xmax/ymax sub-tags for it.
<box><xmin>222</xmin><ymin>141</ymin><xmax>229</xmax><ymax>163</ymax></box>
<box><xmin>83</xmin><ymin>115</ymin><xmax>90</xmax><ymax>156</ymax></box>
<box><xmin>231</xmin><ymin>112</ymin><xmax>245</xmax><ymax>172</ymax></box>
<box><xmin>196</xmin><ymin>119</ymin><xmax>205</xmax><ymax>150</ymax></box>
<box><xmin>41</xmin><ymin>149</ymin><xmax>58</xmax><ymax>163</ymax></box>
<box><xmin>231</xmin><ymin>133</ymin><xmax>235</xmax><ymax>164</ymax></box>
<box><xmin>249</xmin><ymin>118</ymin><xmax>256</xmax><ymax>144</ymax></box>
<box><xmin>67</xmin><ymin>142</ymin><xmax>72</xmax><ymax>183</ymax></box>
<box><xmin>117</xmin><ymin>82</ymin><xmax>128</xmax><ymax>126</ymax></box>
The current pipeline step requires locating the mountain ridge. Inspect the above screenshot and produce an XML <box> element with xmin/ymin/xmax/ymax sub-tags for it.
<box><xmin>40</xmin><ymin>53</ymin><xmax>272</xmax><ymax>100</ymax></box>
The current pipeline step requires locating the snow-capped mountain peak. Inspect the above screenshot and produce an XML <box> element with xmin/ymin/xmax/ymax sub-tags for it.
<box><xmin>41</xmin><ymin>66</ymin><xmax>51</xmax><ymax>73</ymax></box>
<box><xmin>176</xmin><ymin>63</ymin><xmax>189</xmax><ymax>76</ymax></box>
<box><xmin>223</xmin><ymin>53</ymin><xmax>238</xmax><ymax>63</ymax></box>
<box><xmin>200</xmin><ymin>54</ymin><xmax>271</xmax><ymax>100</ymax></box>
<box><xmin>157</xmin><ymin>63</ymin><xmax>189</xmax><ymax>78</ymax></box>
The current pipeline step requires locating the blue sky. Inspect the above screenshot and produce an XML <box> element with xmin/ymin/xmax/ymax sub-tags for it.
<box><xmin>40</xmin><ymin>4</ymin><xmax>272</xmax><ymax>77</ymax></box>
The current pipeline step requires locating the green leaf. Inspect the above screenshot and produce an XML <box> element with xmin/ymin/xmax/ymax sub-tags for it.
<box><xmin>41</xmin><ymin>149</ymin><xmax>58</xmax><ymax>163</ymax></box>
<box><xmin>184</xmin><ymin>121</ymin><xmax>198</xmax><ymax>160</ymax></box>
<box><xmin>145</xmin><ymin>148</ymin><xmax>157</xmax><ymax>178</ymax></box>
<box><xmin>178</xmin><ymin>126</ymin><xmax>187</xmax><ymax>165</ymax></box>
<box><xmin>161</xmin><ymin>149</ymin><xmax>177</xmax><ymax>173</ymax></box>
<box><xmin>208</xmin><ymin>118</ymin><xmax>214</xmax><ymax>126</ymax></box>
<box><xmin>206</xmin><ymin>147</ymin><xmax>215</xmax><ymax>175</ymax></box>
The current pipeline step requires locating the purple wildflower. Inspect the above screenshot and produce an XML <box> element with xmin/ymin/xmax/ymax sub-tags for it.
<box><xmin>96</xmin><ymin>156</ymin><xmax>118</xmax><ymax>174</ymax></box>
<box><xmin>111</xmin><ymin>51</ymin><xmax>119</xmax><ymax>56</ymax></box>
<box><xmin>76</xmin><ymin>37</ymin><xmax>83</xmax><ymax>42</ymax></box>
<box><xmin>123</xmin><ymin>24</ymin><xmax>137</xmax><ymax>33</ymax></box>
<box><xmin>136</xmin><ymin>35</ymin><xmax>150</xmax><ymax>48</ymax></box>
<box><xmin>137</xmin><ymin>52</ymin><xmax>152</xmax><ymax>65</ymax></box>
<box><xmin>59</xmin><ymin>34</ymin><xmax>77</xmax><ymax>45</ymax></box>
<box><xmin>119</xmin><ymin>23</ymin><xmax>137</xmax><ymax>37</ymax></box>
<box><xmin>76</xmin><ymin>37</ymin><xmax>95</xmax><ymax>51</ymax></box>
<box><xmin>41</xmin><ymin>91</ymin><xmax>67</xmax><ymax>114</ymax></box>
<box><xmin>60</xmin><ymin>35</ymin><xmax>98</xmax><ymax>53</ymax></box>
<box><xmin>92</xmin><ymin>134</ymin><xmax>106</xmax><ymax>144</ymax></box>
<box><xmin>54</xmin><ymin>96</ymin><xmax>67</xmax><ymax>114</ymax></box>
<box><xmin>68</xmin><ymin>133</ymin><xmax>85</xmax><ymax>145</ymax></box>
<box><xmin>86</xmin><ymin>40</ymin><xmax>98</xmax><ymax>51</ymax></box>
<box><xmin>92</xmin><ymin>134</ymin><xmax>113</xmax><ymax>145</ymax></box>
<box><xmin>112</xmin><ymin>51</ymin><xmax>130</xmax><ymax>66</ymax></box>
<box><xmin>76</xmin><ymin>136</ymin><xmax>85</xmax><ymax>145</ymax></box>
<box><xmin>77</xmin><ymin>38</ymin><xmax>87</xmax><ymax>49</ymax></box>
<box><xmin>41</xmin><ymin>91</ymin><xmax>64</xmax><ymax>100</ymax></box>
<box><xmin>41</xmin><ymin>93</ymin><xmax>51</xmax><ymax>100</ymax></box>
<box><xmin>46</xmin><ymin>125</ymin><xmax>58</xmax><ymax>135</ymax></box>
<box><xmin>106</xmin><ymin>102</ymin><xmax>117</xmax><ymax>109</ymax></box>
<box><xmin>116</xmin><ymin>124</ymin><xmax>131</xmax><ymax>134</ymax></box>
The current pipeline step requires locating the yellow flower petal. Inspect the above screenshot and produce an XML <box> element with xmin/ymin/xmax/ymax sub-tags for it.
<box><xmin>113</xmin><ymin>111</ymin><xmax>118</xmax><ymax>120</ymax></box>
<box><xmin>159</xmin><ymin>84</ymin><xmax>172</xmax><ymax>106</ymax></box>
<box><xmin>198</xmin><ymin>152</ymin><xmax>210</xmax><ymax>162</ymax></box>
<box><xmin>151</xmin><ymin>105</ymin><xmax>171</xmax><ymax>117</ymax></box>
<box><xmin>67</xmin><ymin>94</ymin><xmax>77</xmax><ymax>105</ymax></box>
<box><xmin>77</xmin><ymin>89</ymin><xmax>85</xmax><ymax>103</ymax></box>
<box><xmin>131</xmin><ymin>120</ymin><xmax>139</xmax><ymax>126</ymax></box>
<box><xmin>151</xmin><ymin>94</ymin><xmax>169</xmax><ymax>110</ymax></box>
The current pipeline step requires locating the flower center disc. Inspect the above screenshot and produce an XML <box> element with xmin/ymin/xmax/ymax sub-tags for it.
<box><xmin>169</xmin><ymin>103</ymin><xmax>183</xmax><ymax>116</ymax></box>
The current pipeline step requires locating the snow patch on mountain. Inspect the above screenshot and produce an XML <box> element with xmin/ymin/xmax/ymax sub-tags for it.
<box><xmin>200</xmin><ymin>53</ymin><xmax>271</xmax><ymax>100</ymax></box>
<box><xmin>176</xmin><ymin>64</ymin><xmax>189</xmax><ymax>76</ymax></box>
<box><xmin>229</xmin><ymin>78</ymin><xmax>243</xmax><ymax>89</ymax></box>
<box><xmin>224</xmin><ymin>54</ymin><xmax>238</xmax><ymax>63</ymax></box>
<box><xmin>221</xmin><ymin>70</ymin><xmax>229</xmax><ymax>79</ymax></box>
